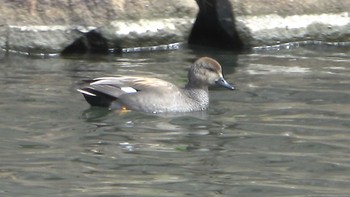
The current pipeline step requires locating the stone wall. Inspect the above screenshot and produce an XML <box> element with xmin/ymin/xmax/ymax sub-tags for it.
<box><xmin>0</xmin><ymin>0</ymin><xmax>197</xmax><ymax>54</ymax></box>
<box><xmin>231</xmin><ymin>0</ymin><xmax>350</xmax><ymax>48</ymax></box>
<box><xmin>1</xmin><ymin>0</ymin><xmax>350</xmax><ymax>54</ymax></box>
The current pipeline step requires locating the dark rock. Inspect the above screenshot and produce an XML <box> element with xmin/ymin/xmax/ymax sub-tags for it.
<box><xmin>189</xmin><ymin>0</ymin><xmax>243</xmax><ymax>50</ymax></box>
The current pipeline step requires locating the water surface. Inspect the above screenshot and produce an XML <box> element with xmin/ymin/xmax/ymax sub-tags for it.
<box><xmin>1</xmin><ymin>46</ymin><xmax>350</xmax><ymax>196</ymax></box>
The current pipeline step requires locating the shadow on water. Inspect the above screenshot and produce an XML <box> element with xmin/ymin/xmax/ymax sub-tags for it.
<box><xmin>1</xmin><ymin>45</ymin><xmax>350</xmax><ymax>196</ymax></box>
<box><xmin>82</xmin><ymin>107</ymin><xmax>209</xmax><ymax>121</ymax></box>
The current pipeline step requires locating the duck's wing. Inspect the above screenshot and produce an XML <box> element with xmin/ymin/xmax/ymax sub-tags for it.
<box><xmin>80</xmin><ymin>76</ymin><xmax>176</xmax><ymax>95</ymax></box>
<box><xmin>77</xmin><ymin>76</ymin><xmax>176</xmax><ymax>107</ymax></box>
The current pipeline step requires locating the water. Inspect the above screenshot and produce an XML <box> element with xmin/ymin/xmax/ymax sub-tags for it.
<box><xmin>1</xmin><ymin>45</ymin><xmax>350</xmax><ymax>197</ymax></box>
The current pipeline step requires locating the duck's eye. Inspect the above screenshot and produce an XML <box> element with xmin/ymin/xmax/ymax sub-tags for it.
<box><xmin>207</xmin><ymin>67</ymin><xmax>216</xmax><ymax>72</ymax></box>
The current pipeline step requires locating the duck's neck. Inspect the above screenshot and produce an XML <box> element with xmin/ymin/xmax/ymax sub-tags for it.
<box><xmin>183</xmin><ymin>84</ymin><xmax>209</xmax><ymax>109</ymax></box>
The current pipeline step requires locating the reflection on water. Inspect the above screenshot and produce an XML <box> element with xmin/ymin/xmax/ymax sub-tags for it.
<box><xmin>1</xmin><ymin>46</ymin><xmax>350</xmax><ymax>196</ymax></box>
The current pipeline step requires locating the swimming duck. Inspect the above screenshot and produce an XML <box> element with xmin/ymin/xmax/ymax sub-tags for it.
<box><xmin>78</xmin><ymin>57</ymin><xmax>234</xmax><ymax>113</ymax></box>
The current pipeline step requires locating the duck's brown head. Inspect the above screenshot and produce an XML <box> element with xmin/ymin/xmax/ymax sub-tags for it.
<box><xmin>187</xmin><ymin>57</ymin><xmax>235</xmax><ymax>90</ymax></box>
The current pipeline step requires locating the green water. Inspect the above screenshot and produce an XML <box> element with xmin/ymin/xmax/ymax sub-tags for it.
<box><xmin>1</xmin><ymin>46</ymin><xmax>350</xmax><ymax>196</ymax></box>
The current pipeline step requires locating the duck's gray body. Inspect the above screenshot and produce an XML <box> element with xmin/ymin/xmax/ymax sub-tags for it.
<box><xmin>78</xmin><ymin>57</ymin><xmax>234</xmax><ymax>113</ymax></box>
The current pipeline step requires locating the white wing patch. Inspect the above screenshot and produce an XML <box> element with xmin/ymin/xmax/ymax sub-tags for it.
<box><xmin>121</xmin><ymin>87</ymin><xmax>137</xmax><ymax>93</ymax></box>
<box><xmin>77</xmin><ymin>89</ymin><xmax>96</xmax><ymax>96</ymax></box>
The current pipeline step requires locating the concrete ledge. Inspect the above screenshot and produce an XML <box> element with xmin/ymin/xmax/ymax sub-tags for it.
<box><xmin>6</xmin><ymin>25</ymin><xmax>83</xmax><ymax>55</ymax></box>
<box><xmin>1</xmin><ymin>0</ymin><xmax>350</xmax><ymax>54</ymax></box>
<box><xmin>0</xmin><ymin>0</ymin><xmax>198</xmax><ymax>55</ymax></box>
<box><xmin>97</xmin><ymin>18</ymin><xmax>194</xmax><ymax>49</ymax></box>
<box><xmin>236</xmin><ymin>12</ymin><xmax>350</xmax><ymax>47</ymax></box>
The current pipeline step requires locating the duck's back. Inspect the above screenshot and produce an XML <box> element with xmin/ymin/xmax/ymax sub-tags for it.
<box><xmin>78</xmin><ymin>76</ymin><xmax>209</xmax><ymax>113</ymax></box>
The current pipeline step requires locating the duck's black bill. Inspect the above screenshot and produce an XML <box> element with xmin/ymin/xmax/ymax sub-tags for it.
<box><xmin>215</xmin><ymin>78</ymin><xmax>235</xmax><ymax>90</ymax></box>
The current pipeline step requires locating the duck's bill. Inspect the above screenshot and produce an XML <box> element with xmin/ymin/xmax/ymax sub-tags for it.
<box><xmin>215</xmin><ymin>78</ymin><xmax>235</xmax><ymax>90</ymax></box>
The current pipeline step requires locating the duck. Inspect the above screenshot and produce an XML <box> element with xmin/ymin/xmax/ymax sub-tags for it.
<box><xmin>77</xmin><ymin>57</ymin><xmax>235</xmax><ymax>113</ymax></box>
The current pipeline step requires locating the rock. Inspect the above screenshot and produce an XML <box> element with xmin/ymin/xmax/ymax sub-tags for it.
<box><xmin>1</xmin><ymin>0</ymin><xmax>350</xmax><ymax>54</ymax></box>
<box><xmin>188</xmin><ymin>0</ymin><xmax>243</xmax><ymax>50</ymax></box>
<box><xmin>230</xmin><ymin>0</ymin><xmax>350</xmax><ymax>48</ymax></box>
<box><xmin>189</xmin><ymin>0</ymin><xmax>350</xmax><ymax>49</ymax></box>
<box><xmin>0</xmin><ymin>0</ymin><xmax>198</xmax><ymax>55</ymax></box>
<box><xmin>98</xmin><ymin>18</ymin><xmax>194</xmax><ymax>48</ymax></box>
<box><xmin>7</xmin><ymin>25</ymin><xmax>83</xmax><ymax>55</ymax></box>
<box><xmin>62</xmin><ymin>17</ymin><xmax>195</xmax><ymax>54</ymax></box>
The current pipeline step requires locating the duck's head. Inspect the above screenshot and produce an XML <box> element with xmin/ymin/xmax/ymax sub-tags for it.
<box><xmin>187</xmin><ymin>57</ymin><xmax>235</xmax><ymax>90</ymax></box>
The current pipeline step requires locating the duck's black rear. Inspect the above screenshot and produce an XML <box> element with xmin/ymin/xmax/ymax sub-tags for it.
<box><xmin>79</xmin><ymin>88</ymin><xmax>116</xmax><ymax>107</ymax></box>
